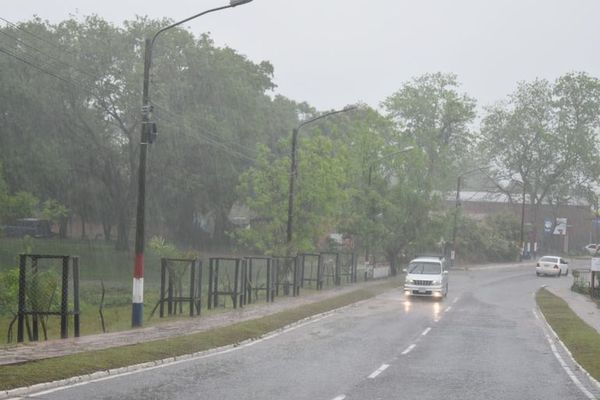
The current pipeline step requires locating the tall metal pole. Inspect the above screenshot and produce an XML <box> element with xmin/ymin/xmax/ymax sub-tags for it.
<box><xmin>449</xmin><ymin>165</ymin><xmax>493</xmax><ymax>266</ymax></box>
<box><xmin>364</xmin><ymin>146</ymin><xmax>415</xmax><ymax>265</ymax></box>
<box><xmin>451</xmin><ymin>176</ymin><xmax>461</xmax><ymax>266</ymax></box>
<box><xmin>131</xmin><ymin>0</ymin><xmax>254</xmax><ymax>328</ymax></box>
<box><xmin>365</xmin><ymin>164</ymin><xmax>373</xmax><ymax>262</ymax></box>
<box><xmin>285</xmin><ymin>106</ymin><xmax>357</xmax><ymax>253</ymax></box>
<box><xmin>519</xmin><ymin>184</ymin><xmax>526</xmax><ymax>260</ymax></box>
<box><xmin>286</xmin><ymin>128</ymin><xmax>299</xmax><ymax>246</ymax></box>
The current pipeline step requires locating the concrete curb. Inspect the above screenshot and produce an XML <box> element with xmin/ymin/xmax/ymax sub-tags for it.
<box><xmin>535</xmin><ymin>288</ymin><xmax>600</xmax><ymax>393</ymax></box>
<box><xmin>0</xmin><ymin>288</ymin><xmax>388</xmax><ymax>399</ymax></box>
<box><xmin>453</xmin><ymin>262</ymin><xmax>531</xmax><ymax>271</ymax></box>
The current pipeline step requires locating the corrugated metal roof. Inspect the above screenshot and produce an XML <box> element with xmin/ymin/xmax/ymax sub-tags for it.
<box><xmin>446</xmin><ymin>191</ymin><xmax>589</xmax><ymax>207</ymax></box>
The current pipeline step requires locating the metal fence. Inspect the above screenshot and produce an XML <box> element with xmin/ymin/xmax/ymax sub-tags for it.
<box><xmin>272</xmin><ymin>256</ymin><xmax>300</xmax><ymax>297</ymax></box>
<box><xmin>15</xmin><ymin>254</ymin><xmax>80</xmax><ymax>342</ymax></box>
<box><xmin>155</xmin><ymin>258</ymin><xmax>202</xmax><ymax>318</ymax></box>
<box><xmin>207</xmin><ymin>257</ymin><xmax>246</xmax><ymax>310</ymax></box>
<box><xmin>2</xmin><ymin>251</ymin><xmax>363</xmax><ymax>343</ymax></box>
<box><xmin>244</xmin><ymin>257</ymin><xmax>274</xmax><ymax>305</ymax></box>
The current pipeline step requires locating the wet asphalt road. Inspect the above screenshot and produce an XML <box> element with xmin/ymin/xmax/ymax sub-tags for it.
<box><xmin>31</xmin><ymin>262</ymin><xmax>600</xmax><ymax>400</ymax></box>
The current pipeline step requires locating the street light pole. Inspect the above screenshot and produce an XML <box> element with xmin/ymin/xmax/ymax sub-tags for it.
<box><xmin>519</xmin><ymin>183</ymin><xmax>526</xmax><ymax>260</ymax></box>
<box><xmin>364</xmin><ymin>146</ymin><xmax>415</xmax><ymax>264</ymax></box>
<box><xmin>286</xmin><ymin>106</ymin><xmax>357</xmax><ymax>251</ymax></box>
<box><xmin>450</xmin><ymin>166</ymin><xmax>492</xmax><ymax>267</ymax></box>
<box><xmin>132</xmin><ymin>0</ymin><xmax>254</xmax><ymax>328</ymax></box>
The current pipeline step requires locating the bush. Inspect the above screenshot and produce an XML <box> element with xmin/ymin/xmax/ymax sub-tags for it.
<box><xmin>0</xmin><ymin>268</ymin><xmax>19</xmax><ymax>315</ymax></box>
<box><xmin>456</xmin><ymin>212</ymin><xmax>520</xmax><ymax>263</ymax></box>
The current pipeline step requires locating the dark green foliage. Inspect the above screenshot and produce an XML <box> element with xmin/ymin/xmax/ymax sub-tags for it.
<box><xmin>456</xmin><ymin>212</ymin><xmax>520</xmax><ymax>263</ymax></box>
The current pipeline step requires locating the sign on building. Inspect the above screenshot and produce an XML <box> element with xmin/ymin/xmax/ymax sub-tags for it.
<box><xmin>553</xmin><ymin>218</ymin><xmax>567</xmax><ymax>235</ymax></box>
<box><xmin>544</xmin><ymin>219</ymin><xmax>553</xmax><ymax>234</ymax></box>
<box><xmin>592</xmin><ymin>258</ymin><xmax>600</xmax><ymax>272</ymax></box>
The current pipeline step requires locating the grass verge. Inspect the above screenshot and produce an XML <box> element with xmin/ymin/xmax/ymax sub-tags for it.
<box><xmin>536</xmin><ymin>288</ymin><xmax>600</xmax><ymax>382</ymax></box>
<box><xmin>0</xmin><ymin>279</ymin><xmax>400</xmax><ymax>391</ymax></box>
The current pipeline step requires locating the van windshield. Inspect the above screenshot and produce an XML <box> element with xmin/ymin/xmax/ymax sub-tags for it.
<box><xmin>407</xmin><ymin>262</ymin><xmax>441</xmax><ymax>274</ymax></box>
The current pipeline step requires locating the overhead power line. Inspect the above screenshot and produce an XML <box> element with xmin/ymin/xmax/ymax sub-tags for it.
<box><xmin>152</xmin><ymin>103</ymin><xmax>258</xmax><ymax>164</ymax></box>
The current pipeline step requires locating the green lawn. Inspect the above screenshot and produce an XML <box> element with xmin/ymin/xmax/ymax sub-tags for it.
<box><xmin>0</xmin><ymin>279</ymin><xmax>400</xmax><ymax>391</ymax></box>
<box><xmin>536</xmin><ymin>288</ymin><xmax>600</xmax><ymax>382</ymax></box>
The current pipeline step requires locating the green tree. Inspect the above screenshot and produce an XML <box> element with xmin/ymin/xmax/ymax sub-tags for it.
<box><xmin>383</xmin><ymin>72</ymin><xmax>477</xmax><ymax>188</ymax></box>
<box><xmin>480</xmin><ymin>72</ymin><xmax>600</xmax><ymax>234</ymax></box>
<box><xmin>236</xmin><ymin>132</ymin><xmax>350</xmax><ymax>255</ymax></box>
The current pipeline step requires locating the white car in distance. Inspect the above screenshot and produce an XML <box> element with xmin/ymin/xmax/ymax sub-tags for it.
<box><xmin>584</xmin><ymin>243</ymin><xmax>600</xmax><ymax>255</ymax></box>
<box><xmin>535</xmin><ymin>255</ymin><xmax>569</xmax><ymax>277</ymax></box>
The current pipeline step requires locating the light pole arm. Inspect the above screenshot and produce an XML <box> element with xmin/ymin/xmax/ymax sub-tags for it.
<box><xmin>297</xmin><ymin>106</ymin><xmax>357</xmax><ymax>130</ymax></box>
<box><xmin>151</xmin><ymin>5</ymin><xmax>234</xmax><ymax>48</ymax></box>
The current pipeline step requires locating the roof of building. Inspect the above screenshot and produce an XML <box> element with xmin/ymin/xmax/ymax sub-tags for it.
<box><xmin>449</xmin><ymin>191</ymin><xmax>589</xmax><ymax>207</ymax></box>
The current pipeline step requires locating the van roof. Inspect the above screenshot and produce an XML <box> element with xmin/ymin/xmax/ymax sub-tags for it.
<box><xmin>410</xmin><ymin>257</ymin><xmax>443</xmax><ymax>264</ymax></box>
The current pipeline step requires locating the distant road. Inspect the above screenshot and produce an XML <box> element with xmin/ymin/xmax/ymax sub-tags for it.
<box><xmin>32</xmin><ymin>261</ymin><xmax>600</xmax><ymax>400</ymax></box>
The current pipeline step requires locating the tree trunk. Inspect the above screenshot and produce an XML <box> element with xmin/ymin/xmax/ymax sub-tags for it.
<box><xmin>115</xmin><ymin>209</ymin><xmax>129</xmax><ymax>251</ymax></box>
<box><xmin>59</xmin><ymin>217</ymin><xmax>68</xmax><ymax>239</ymax></box>
<box><xmin>80</xmin><ymin>213</ymin><xmax>87</xmax><ymax>240</ymax></box>
<box><xmin>102</xmin><ymin>221</ymin><xmax>112</xmax><ymax>242</ymax></box>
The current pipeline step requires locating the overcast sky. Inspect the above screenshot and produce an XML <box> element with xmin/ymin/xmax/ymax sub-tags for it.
<box><xmin>3</xmin><ymin>0</ymin><xmax>600</xmax><ymax>112</ymax></box>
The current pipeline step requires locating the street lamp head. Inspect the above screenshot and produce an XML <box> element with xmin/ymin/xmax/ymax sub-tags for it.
<box><xmin>230</xmin><ymin>0</ymin><xmax>254</xmax><ymax>6</ymax></box>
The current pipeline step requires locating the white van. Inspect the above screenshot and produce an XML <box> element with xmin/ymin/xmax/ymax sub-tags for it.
<box><xmin>403</xmin><ymin>256</ymin><xmax>448</xmax><ymax>299</ymax></box>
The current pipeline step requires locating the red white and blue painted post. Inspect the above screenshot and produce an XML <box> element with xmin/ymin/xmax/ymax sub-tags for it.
<box><xmin>131</xmin><ymin>36</ymin><xmax>152</xmax><ymax>328</ymax></box>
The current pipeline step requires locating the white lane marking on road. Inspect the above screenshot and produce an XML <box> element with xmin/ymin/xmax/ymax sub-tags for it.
<box><xmin>368</xmin><ymin>364</ymin><xmax>390</xmax><ymax>379</ymax></box>
<box><xmin>21</xmin><ymin>314</ymin><xmax>335</xmax><ymax>399</ymax></box>
<box><xmin>532</xmin><ymin>309</ymin><xmax>540</xmax><ymax>320</ymax></box>
<box><xmin>422</xmin><ymin>327</ymin><xmax>431</xmax><ymax>336</ymax></box>
<box><xmin>534</xmin><ymin>308</ymin><xmax>597</xmax><ymax>399</ymax></box>
<box><xmin>445</xmin><ymin>306</ymin><xmax>452</xmax><ymax>312</ymax></box>
<box><xmin>332</xmin><ymin>395</ymin><xmax>346</xmax><ymax>400</ymax></box>
<box><xmin>452</xmin><ymin>297</ymin><xmax>459</xmax><ymax>304</ymax></box>
<box><xmin>401</xmin><ymin>344</ymin><xmax>416</xmax><ymax>355</ymax></box>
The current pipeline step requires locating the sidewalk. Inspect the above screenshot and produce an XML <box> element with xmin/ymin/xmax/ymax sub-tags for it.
<box><xmin>0</xmin><ymin>279</ymin><xmax>391</xmax><ymax>366</ymax></box>
<box><xmin>543</xmin><ymin>274</ymin><xmax>600</xmax><ymax>335</ymax></box>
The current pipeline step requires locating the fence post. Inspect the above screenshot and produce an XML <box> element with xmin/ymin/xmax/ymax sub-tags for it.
<box><xmin>17</xmin><ymin>255</ymin><xmax>26</xmax><ymax>343</ymax></box>
<box><xmin>60</xmin><ymin>256</ymin><xmax>70</xmax><ymax>339</ymax></box>
<box><xmin>73</xmin><ymin>256</ymin><xmax>80</xmax><ymax>338</ymax></box>
<box><xmin>189</xmin><ymin>260</ymin><xmax>196</xmax><ymax>317</ymax></box>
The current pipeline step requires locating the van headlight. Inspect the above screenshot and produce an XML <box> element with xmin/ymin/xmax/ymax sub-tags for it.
<box><xmin>432</xmin><ymin>280</ymin><xmax>441</xmax><ymax>286</ymax></box>
<box><xmin>406</xmin><ymin>278</ymin><xmax>413</xmax><ymax>284</ymax></box>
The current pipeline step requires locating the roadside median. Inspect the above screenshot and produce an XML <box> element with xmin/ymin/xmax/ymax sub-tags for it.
<box><xmin>0</xmin><ymin>278</ymin><xmax>401</xmax><ymax>393</ymax></box>
<box><xmin>535</xmin><ymin>288</ymin><xmax>600</xmax><ymax>384</ymax></box>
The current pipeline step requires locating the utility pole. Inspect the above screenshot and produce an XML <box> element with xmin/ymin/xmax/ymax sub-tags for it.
<box><xmin>132</xmin><ymin>38</ymin><xmax>153</xmax><ymax>327</ymax></box>
<box><xmin>131</xmin><ymin>0</ymin><xmax>254</xmax><ymax>328</ymax></box>
<box><xmin>519</xmin><ymin>184</ymin><xmax>526</xmax><ymax>260</ymax></box>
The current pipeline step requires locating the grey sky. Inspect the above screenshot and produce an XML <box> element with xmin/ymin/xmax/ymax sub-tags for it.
<box><xmin>3</xmin><ymin>0</ymin><xmax>600</xmax><ymax>112</ymax></box>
